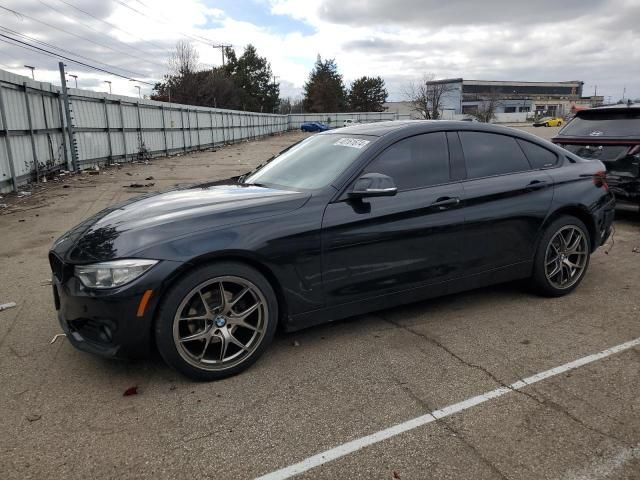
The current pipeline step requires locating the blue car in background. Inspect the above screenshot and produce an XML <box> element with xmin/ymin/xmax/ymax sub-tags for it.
<box><xmin>300</xmin><ymin>121</ymin><xmax>329</xmax><ymax>132</ymax></box>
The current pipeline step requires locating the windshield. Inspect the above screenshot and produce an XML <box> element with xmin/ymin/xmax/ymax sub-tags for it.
<box><xmin>560</xmin><ymin>111</ymin><xmax>640</xmax><ymax>138</ymax></box>
<box><xmin>244</xmin><ymin>134</ymin><xmax>374</xmax><ymax>190</ymax></box>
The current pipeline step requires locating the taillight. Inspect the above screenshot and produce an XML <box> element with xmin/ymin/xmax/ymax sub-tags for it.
<box><xmin>593</xmin><ymin>171</ymin><xmax>608</xmax><ymax>190</ymax></box>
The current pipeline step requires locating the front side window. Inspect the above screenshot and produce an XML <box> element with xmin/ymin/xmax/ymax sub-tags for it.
<box><xmin>459</xmin><ymin>132</ymin><xmax>531</xmax><ymax>178</ymax></box>
<box><xmin>245</xmin><ymin>134</ymin><xmax>374</xmax><ymax>190</ymax></box>
<box><xmin>364</xmin><ymin>133</ymin><xmax>450</xmax><ymax>190</ymax></box>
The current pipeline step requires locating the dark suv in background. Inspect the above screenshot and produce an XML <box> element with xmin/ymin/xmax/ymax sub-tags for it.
<box><xmin>553</xmin><ymin>104</ymin><xmax>640</xmax><ymax>211</ymax></box>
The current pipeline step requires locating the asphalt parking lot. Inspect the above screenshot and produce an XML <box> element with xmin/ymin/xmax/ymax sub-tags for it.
<box><xmin>1</xmin><ymin>125</ymin><xmax>639</xmax><ymax>479</ymax></box>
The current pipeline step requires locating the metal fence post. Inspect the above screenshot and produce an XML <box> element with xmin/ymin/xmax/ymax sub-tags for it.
<box><xmin>136</xmin><ymin>100</ymin><xmax>142</xmax><ymax>159</ymax></box>
<box><xmin>186</xmin><ymin>109</ymin><xmax>192</xmax><ymax>151</ymax></box>
<box><xmin>23</xmin><ymin>82</ymin><xmax>39</xmax><ymax>181</ymax></box>
<box><xmin>221</xmin><ymin>111</ymin><xmax>226</xmax><ymax>144</ymax></box>
<box><xmin>195</xmin><ymin>109</ymin><xmax>201</xmax><ymax>149</ymax></box>
<box><xmin>181</xmin><ymin>109</ymin><xmax>187</xmax><ymax>152</ymax></box>
<box><xmin>161</xmin><ymin>105</ymin><xmax>168</xmax><ymax>155</ymax></box>
<box><xmin>209</xmin><ymin>110</ymin><xmax>214</xmax><ymax>148</ymax></box>
<box><xmin>58</xmin><ymin>62</ymin><xmax>78</xmax><ymax>171</ymax></box>
<box><xmin>56</xmin><ymin>90</ymin><xmax>70</xmax><ymax>170</ymax></box>
<box><xmin>0</xmin><ymin>84</ymin><xmax>18</xmax><ymax>191</ymax></box>
<box><xmin>118</xmin><ymin>100</ymin><xmax>127</xmax><ymax>162</ymax></box>
<box><xmin>102</xmin><ymin>97</ymin><xmax>113</xmax><ymax>163</ymax></box>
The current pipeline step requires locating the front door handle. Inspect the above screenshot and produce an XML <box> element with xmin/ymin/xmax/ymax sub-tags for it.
<box><xmin>430</xmin><ymin>196</ymin><xmax>460</xmax><ymax>209</ymax></box>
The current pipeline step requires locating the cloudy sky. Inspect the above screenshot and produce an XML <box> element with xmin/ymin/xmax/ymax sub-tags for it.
<box><xmin>0</xmin><ymin>0</ymin><xmax>638</xmax><ymax>103</ymax></box>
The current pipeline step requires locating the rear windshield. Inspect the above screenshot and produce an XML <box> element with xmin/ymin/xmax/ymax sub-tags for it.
<box><xmin>560</xmin><ymin>111</ymin><xmax>640</xmax><ymax>138</ymax></box>
<box><xmin>561</xmin><ymin>144</ymin><xmax>630</xmax><ymax>161</ymax></box>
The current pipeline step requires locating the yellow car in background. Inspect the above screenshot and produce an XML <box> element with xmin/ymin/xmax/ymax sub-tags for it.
<box><xmin>533</xmin><ymin>116</ymin><xmax>564</xmax><ymax>127</ymax></box>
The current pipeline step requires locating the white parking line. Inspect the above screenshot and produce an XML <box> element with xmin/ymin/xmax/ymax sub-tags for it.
<box><xmin>256</xmin><ymin>337</ymin><xmax>640</xmax><ymax>480</ymax></box>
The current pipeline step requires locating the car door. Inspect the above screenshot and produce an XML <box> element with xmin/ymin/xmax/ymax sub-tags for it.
<box><xmin>321</xmin><ymin>132</ymin><xmax>466</xmax><ymax>306</ymax></box>
<box><xmin>454</xmin><ymin>131</ymin><xmax>554</xmax><ymax>275</ymax></box>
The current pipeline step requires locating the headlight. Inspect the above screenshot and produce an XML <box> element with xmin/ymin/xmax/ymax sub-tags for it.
<box><xmin>75</xmin><ymin>259</ymin><xmax>158</xmax><ymax>289</ymax></box>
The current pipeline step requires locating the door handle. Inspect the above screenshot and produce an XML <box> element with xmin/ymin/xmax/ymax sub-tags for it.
<box><xmin>430</xmin><ymin>196</ymin><xmax>460</xmax><ymax>209</ymax></box>
<box><xmin>527</xmin><ymin>179</ymin><xmax>548</xmax><ymax>190</ymax></box>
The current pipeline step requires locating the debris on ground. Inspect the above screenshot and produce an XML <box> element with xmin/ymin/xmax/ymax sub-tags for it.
<box><xmin>0</xmin><ymin>204</ymin><xmax>7</xmax><ymax>209</ymax></box>
<box><xmin>49</xmin><ymin>333</ymin><xmax>66</xmax><ymax>344</ymax></box>
<box><xmin>292</xmin><ymin>340</ymin><xmax>300</xmax><ymax>347</ymax></box>
<box><xmin>123</xmin><ymin>386</ymin><xmax>139</xmax><ymax>396</ymax></box>
<box><xmin>392</xmin><ymin>471</ymin><xmax>401</xmax><ymax>479</ymax></box>
<box><xmin>0</xmin><ymin>302</ymin><xmax>17</xmax><ymax>312</ymax></box>
<box><xmin>25</xmin><ymin>414</ymin><xmax>41</xmax><ymax>422</ymax></box>
<box><xmin>40</xmin><ymin>279</ymin><xmax>52</xmax><ymax>286</ymax></box>
<box><xmin>126</xmin><ymin>172</ymin><xmax>133</xmax><ymax>176</ymax></box>
<box><xmin>632</xmin><ymin>247</ymin><xmax>639</xmax><ymax>253</ymax></box>
<box><xmin>125</xmin><ymin>183</ymin><xmax>155</xmax><ymax>188</ymax></box>
<box><xmin>145</xmin><ymin>176</ymin><xmax>154</xmax><ymax>181</ymax></box>
<box><xmin>18</xmin><ymin>191</ymin><xmax>32</xmax><ymax>197</ymax></box>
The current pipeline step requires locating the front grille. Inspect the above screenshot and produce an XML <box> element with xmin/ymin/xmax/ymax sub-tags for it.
<box><xmin>49</xmin><ymin>253</ymin><xmax>71</xmax><ymax>282</ymax></box>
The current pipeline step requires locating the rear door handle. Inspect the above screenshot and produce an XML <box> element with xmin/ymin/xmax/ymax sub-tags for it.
<box><xmin>527</xmin><ymin>179</ymin><xmax>548</xmax><ymax>190</ymax></box>
<box><xmin>430</xmin><ymin>196</ymin><xmax>460</xmax><ymax>209</ymax></box>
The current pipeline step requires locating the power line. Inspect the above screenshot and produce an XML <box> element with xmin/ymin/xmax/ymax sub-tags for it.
<box><xmin>0</xmin><ymin>25</ymin><xmax>146</xmax><ymax>78</ymax></box>
<box><xmin>54</xmin><ymin>0</ymin><xmax>169</xmax><ymax>52</ymax></box>
<box><xmin>0</xmin><ymin>33</ymin><xmax>155</xmax><ymax>85</ymax></box>
<box><xmin>110</xmin><ymin>0</ymin><xmax>226</xmax><ymax>47</ymax></box>
<box><xmin>0</xmin><ymin>5</ymin><xmax>165</xmax><ymax>71</ymax></box>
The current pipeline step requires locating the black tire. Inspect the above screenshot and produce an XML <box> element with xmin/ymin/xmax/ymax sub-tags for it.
<box><xmin>531</xmin><ymin>216</ymin><xmax>591</xmax><ymax>297</ymax></box>
<box><xmin>544</xmin><ymin>122</ymin><xmax>549</xmax><ymax>127</ymax></box>
<box><xmin>154</xmin><ymin>261</ymin><xmax>278</xmax><ymax>381</ymax></box>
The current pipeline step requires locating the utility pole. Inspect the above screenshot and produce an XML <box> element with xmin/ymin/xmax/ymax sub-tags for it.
<box><xmin>104</xmin><ymin>80</ymin><xmax>112</xmax><ymax>94</ymax></box>
<box><xmin>58</xmin><ymin>62</ymin><xmax>78</xmax><ymax>171</ymax></box>
<box><xmin>69</xmin><ymin>74</ymin><xmax>78</xmax><ymax>88</ymax></box>
<box><xmin>213</xmin><ymin>44</ymin><xmax>232</xmax><ymax>66</ymax></box>
<box><xmin>622</xmin><ymin>86</ymin><xmax>626</xmax><ymax>101</ymax></box>
<box><xmin>24</xmin><ymin>65</ymin><xmax>35</xmax><ymax>80</ymax></box>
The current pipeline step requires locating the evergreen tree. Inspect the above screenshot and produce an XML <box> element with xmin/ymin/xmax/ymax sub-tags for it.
<box><xmin>348</xmin><ymin>76</ymin><xmax>388</xmax><ymax>112</ymax></box>
<box><xmin>302</xmin><ymin>56</ymin><xmax>347</xmax><ymax>113</ymax></box>
<box><xmin>226</xmin><ymin>44</ymin><xmax>279</xmax><ymax>112</ymax></box>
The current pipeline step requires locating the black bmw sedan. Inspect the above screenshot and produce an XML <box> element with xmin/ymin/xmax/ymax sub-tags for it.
<box><xmin>50</xmin><ymin>121</ymin><xmax>615</xmax><ymax>380</ymax></box>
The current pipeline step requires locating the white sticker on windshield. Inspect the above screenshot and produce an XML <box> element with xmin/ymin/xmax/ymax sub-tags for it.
<box><xmin>333</xmin><ymin>138</ymin><xmax>370</xmax><ymax>149</ymax></box>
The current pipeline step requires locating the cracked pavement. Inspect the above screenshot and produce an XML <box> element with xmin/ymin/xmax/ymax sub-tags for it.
<box><xmin>1</xmin><ymin>127</ymin><xmax>640</xmax><ymax>479</ymax></box>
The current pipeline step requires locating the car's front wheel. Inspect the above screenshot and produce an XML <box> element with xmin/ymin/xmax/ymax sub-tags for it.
<box><xmin>531</xmin><ymin>216</ymin><xmax>591</xmax><ymax>296</ymax></box>
<box><xmin>155</xmin><ymin>261</ymin><xmax>278</xmax><ymax>381</ymax></box>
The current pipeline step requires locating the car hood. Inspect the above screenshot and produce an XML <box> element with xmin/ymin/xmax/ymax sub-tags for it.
<box><xmin>51</xmin><ymin>183</ymin><xmax>310</xmax><ymax>262</ymax></box>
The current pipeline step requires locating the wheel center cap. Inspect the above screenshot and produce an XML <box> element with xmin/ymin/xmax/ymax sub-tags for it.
<box><xmin>214</xmin><ymin>315</ymin><xmax>227</xmax><ymax>328</ymax></box>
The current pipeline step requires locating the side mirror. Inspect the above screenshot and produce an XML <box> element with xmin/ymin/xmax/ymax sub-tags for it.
<box><xmin>349</xmin><ymin>173</ymin><xmax>398</xmax><ymax>198</ymax></box>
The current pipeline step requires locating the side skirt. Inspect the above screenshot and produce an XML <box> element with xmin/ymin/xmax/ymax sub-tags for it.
<box><xmin>285</xmin><ymin>261</ymin><xmax>533</xmax><ymax>332</ymax></box>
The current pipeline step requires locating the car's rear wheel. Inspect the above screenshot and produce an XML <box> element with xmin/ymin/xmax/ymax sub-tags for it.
<box><xmin>155</xmin><ymin>262</ymin><xmax>278</xmax><ymax>381</ymax></box>
<box><xmin>531</xmin><ymin>216</ymin><xmax>591</xmax><ymax>296</ymax></box>
<box><xmin>544</xmin><ymin>122</ymin><xmax>549</xmax><ymax>127</ymax></box>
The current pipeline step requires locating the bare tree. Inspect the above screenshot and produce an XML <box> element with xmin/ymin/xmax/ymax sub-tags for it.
<box><xmin>168</xmin><ymin>40</ymin><xmax>200</xmax><ymax>77</ymax></box>
<box><xmin>472</xmin><ymin>90</ymin><xmax>502</xmax><ymax>123</ymax></box>
<box><xmin>404</xmin><ymin>74</ymin><xmax>456</xmax><ymax>119</ymax></box>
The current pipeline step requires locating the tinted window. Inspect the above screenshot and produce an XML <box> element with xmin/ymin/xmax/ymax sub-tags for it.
<box><xmin>459</xmin><ymin>132</ymin><xmax>531</xmax><ymax>178</ymax></box>
<box><xmin>364</xmin><ymin>133</ymin><xmax>449</xmax><ymax>190</ymax></box>
<box><xmin>517</xmin><ymin>139</ymin><xmax>558</xmax><ymax>168</ymax></box>
<box><xmin>560</xmin><ymin>111</ymin><xmax>640</xmax><ymax>138</ymax></box>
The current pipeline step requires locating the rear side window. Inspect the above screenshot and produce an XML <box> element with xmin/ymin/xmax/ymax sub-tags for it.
<box><xmin>364</xmin><ymin>132</ymin><xmax>450</xmax><ymax>190</ymax></box>
<box><xmin>517</xmin><ymin>140</ymin><xmax>558</xmax><ymax>168</ymax></box>
<box><xmin>459</xmin><ymin>132</ymin><xmax>531</xmax><ymax>178</ymax></box>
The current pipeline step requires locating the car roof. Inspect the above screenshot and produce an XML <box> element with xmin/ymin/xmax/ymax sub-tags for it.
<box><xmin>319</xmin><ymin>119</ymin><xmax>535</xmax><ymax>138</ymax></box>
<box><xmin>576</xmin><ymin>103</ymin><xmax>640</xmax><ymax>116</ymax></box>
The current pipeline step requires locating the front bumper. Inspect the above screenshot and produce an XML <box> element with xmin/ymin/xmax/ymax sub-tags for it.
<box><xmin>51</xmin><ymin>257</ymin><xmax>183</xmax><ymax>359</ymax></box>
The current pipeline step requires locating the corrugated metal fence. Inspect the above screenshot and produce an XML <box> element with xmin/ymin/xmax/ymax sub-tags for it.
<box><xmin>0</xmin><ymin>69</ymin><xmax>407</xmax><ymax>193</ymax></box>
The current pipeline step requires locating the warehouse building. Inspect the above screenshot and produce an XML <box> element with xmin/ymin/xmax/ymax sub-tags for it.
<box><xmin>385</xmin><ymin>78</ymin><xmax>603</xmax><ymax>121</ymax></box>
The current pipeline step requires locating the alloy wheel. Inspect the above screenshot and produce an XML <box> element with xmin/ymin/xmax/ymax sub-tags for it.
<box><xmin>172</xmin><ymin>276</ymin><xmax>268</xmax><ymax>371</ymax></box>
<box><xmin>544</xmin><ymin>226</ymin><xmax>588</xmax><ymax>289</ymax></box>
